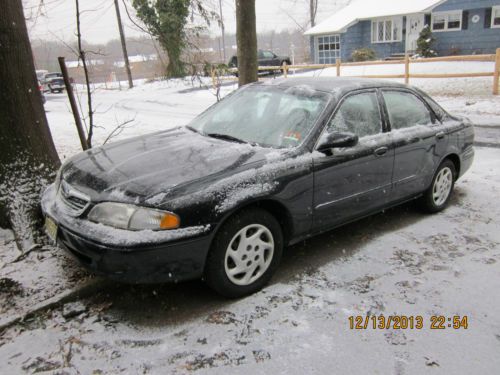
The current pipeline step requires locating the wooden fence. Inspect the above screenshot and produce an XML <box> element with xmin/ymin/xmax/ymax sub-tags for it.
<box><xmin>219</xmin><ymin>48</ymin><xmax>500</xmax><ymax>95</ymax></box>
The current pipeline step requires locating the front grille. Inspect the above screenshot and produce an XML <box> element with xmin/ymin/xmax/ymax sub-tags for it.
<box><xmin>58</xmin><ymin>180</ymin><xmax>91</xmax><ymax>217</ymax></box>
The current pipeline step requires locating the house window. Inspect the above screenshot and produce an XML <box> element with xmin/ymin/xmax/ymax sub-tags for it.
<box><xmin>492</xmin><ymin>6</ymin><xmax>500</xmax><ymax>28</ymax></box>
<box><xmin>431</xmin><ymin>11</ymin><xmax>462</xmax><ymax>31</ymax></box>
<box><xmin>317</xmin><ymin>35</ymin><xmax>340</xmax><ymax>64</ymax></box>
<box><xmin>371</xmin><ymin>17</ymin><xmax>403</xmax><ymax>43</ymax></box>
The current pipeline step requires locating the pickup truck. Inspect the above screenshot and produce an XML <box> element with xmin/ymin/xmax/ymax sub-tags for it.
<box><xmin>228</xmin><ymin>50</ymin><xmax>292</xmax><ymax>76</ymax></box>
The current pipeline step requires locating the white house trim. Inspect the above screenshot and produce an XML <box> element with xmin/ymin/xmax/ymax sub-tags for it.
<box><xmin>315</xmin><ymin>35</ymin><xmax>341</xmax><ymax>64</ymax></box>
<box><xmin>431</xmin><ymin>10</ymin><xmax>463</xmax><ymax>32</ymax></box>
<box><xmin>492</xmin><ymin>6</ymin><xmax>500</xmax><ymax>29</ymax></box>
<box><xmin>304</xmin><ymin>0</ymin><xmax>446</xmax><ymax>36</ymax></box>
<box><xmin>371</xmin><ymin>16</ymin><xmax>403</xmax><ymax>43</ymax></box>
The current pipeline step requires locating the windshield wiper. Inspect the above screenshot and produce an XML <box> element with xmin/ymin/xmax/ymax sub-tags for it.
<box><xmin>185</xmin><ymin>125</ymin><xmax>200</xmax><ymax>134</ymax></box>
<box><xmin>206</xmin><ymin>133</ymin><xmax>247</xmax><ymax>144</ymax></box>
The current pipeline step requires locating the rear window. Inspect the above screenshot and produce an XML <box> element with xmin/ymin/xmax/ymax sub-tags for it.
<box><xmin>383</xmin><ymin>91</ymin><xmax>433</xmax><ymax>130</ymax></box>
<box><xmin>413</xmin><ymin>88</ymin><xmax>449</xmax><ymax>121</ymax></box>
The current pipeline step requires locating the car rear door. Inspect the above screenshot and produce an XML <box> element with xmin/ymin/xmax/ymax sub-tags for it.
<box><xmin>380</xmin><ymin>89</ymin><xmax>448</xmax><ymax>200</ymax></box>
<box><xmin>312</xmin><ymin>89</ymin><xmax>395</xmax><ymax>231</ymax></box>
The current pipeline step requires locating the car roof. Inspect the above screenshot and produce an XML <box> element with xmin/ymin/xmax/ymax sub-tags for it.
<box><xmin>257</xmin><ymin>77</ymin><xmax>409</xmax><ymax>94</ymax></box>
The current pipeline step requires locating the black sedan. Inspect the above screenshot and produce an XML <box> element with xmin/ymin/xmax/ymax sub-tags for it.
<box><xmin>41</xmin><ymin>78</ymin><xmax>474</xmax><ymax>298</ymax></box>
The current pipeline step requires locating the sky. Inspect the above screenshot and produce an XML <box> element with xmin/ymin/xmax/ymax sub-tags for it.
<box><xmin>24</xmin><ymin>0</ymin><xmax>350</xmax><ymax>44</ymax></box>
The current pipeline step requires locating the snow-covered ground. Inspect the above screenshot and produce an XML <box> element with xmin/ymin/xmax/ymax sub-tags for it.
<box><xmin>1</xmin><ymin>147</ymin><xmax>499</xmax><ymax>374</ymax></box>
<box><xmin>1</xmin><ymin>61</ymin><xmax>500</xmax><ymax>373</ymax></box>
<box><xmin>45</xmin><ymin>61</ymin><xmax>500</xmax><ymax>160</ymax></box>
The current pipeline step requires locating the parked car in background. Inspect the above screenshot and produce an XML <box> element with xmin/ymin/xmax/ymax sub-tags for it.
<box><xmin>228</xmin><ymin>50</ymin><xmax>292</xmax><ymax>75</ymax></box>
<box><xmin>44</xmin><ymin>72</ymin><xmax>63</xmax><ymax>81</ymax></box>
<box><xmin>38</xmin><ymin>80</ymin><xmax>46</xmax><ymax>104</ymax></box>
<box><xmin>41</xmin><ymin>78</ymin><xmax>474</xmax><ymax>298</ymax></box>
<box><xmin>36</xmin><ymin>69</ymin><xmax>48</xmax><ymax>82</ymax></box>
<box><xmin>47</xmin><ymin>77</ymin><xmax>65</xmax><ymax>93</ymax></box>
<box><xmin>42</xmin><ymin>72</ymin><xmax>63</xmax><ymax>92</ymax></box>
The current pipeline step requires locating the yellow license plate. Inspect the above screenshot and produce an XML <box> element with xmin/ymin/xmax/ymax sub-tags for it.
<box><xmin>44</xmin><ymin>216</ymin><xmax>58</xmax><ymax>242</ymax></box>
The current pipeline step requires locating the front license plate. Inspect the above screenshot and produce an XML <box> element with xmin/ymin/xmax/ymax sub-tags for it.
<box><xmin>44</xmin><ymin>216</ymin><xmax>58</xmax><ymax>242</ymax></box>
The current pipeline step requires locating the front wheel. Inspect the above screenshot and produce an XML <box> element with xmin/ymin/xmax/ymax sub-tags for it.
<box><xmin>205</xmin><ymin>208</ymin><xmax>283</xmax><ymax>298</ymax></box>
<box><xmin>420</xmin><ymin>159</ymin><xmax>456</xmax><ymax>213</ymax></box>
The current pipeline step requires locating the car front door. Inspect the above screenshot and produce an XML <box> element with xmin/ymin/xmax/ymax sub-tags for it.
<box><xmin>312</xmin><ymin>90</ymin><xmax>395</xmax><ymax>231</ymax></box>
<box><xmin>260</xmin><ymin>51</ymin><xmax>276</xmax><ymax>66</ymax></box>
<box><xmin>381</xmin><ymin>89</ymin><xmax>448</xmax><ymax>200</ymax></box>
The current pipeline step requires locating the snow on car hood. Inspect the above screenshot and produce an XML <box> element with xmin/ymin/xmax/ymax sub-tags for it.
<box><xmin>60</xmin><ymin>127</ymin><xmax>278</xmax><ymax>203</ymax></box>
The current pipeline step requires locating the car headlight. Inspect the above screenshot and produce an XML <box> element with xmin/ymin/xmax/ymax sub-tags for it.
<box><xmin>88</xmin><ymin>202</ymin><xmax>180</xmax><ymax>231</ymax></box>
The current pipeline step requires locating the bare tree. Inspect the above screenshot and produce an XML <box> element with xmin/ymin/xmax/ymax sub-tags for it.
<box><xmin>75</xmin><ymin>0</ymin><xmax>95</xmax><ymax>148</ymax></box>
<box><xmin>0</xmin><ymin>0</ymin><xmax>60</xmax><ymax>249</ymax></box>
<box><xmin>235</xmin><ymin>0</ymin><xmax>258</xmax><ymax>86</ymax></box>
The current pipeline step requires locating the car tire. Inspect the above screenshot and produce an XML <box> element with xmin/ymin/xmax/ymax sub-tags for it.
<box><xmin>420</xmin><ymin>159</ymin><xmax>456</xmax><ymax>213</ymax></box>
<box><xmin>205</xmin><ymin>208</ymin><xmax>283</xmax><ymax>298</ymax></box>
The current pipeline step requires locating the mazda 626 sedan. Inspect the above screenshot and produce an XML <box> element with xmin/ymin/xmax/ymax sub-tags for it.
<box><xmin>42</xmin><ymin>77</ymin><xmax>474</xmax><ymax>298</ymax></box>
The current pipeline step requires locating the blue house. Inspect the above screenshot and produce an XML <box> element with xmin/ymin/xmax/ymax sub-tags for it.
<box><xmin>305</xmin><ymin>0</ymin><xmax>500</xmax><ymax>63</ymax></box>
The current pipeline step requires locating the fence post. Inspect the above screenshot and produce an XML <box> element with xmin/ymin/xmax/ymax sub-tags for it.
<box><xmin>494</xmin><ymin>48</ymin><xmax>500</xmax><ymax>95</ymax></box>
<box><xmin>404</xmin><ymin>54</ymin><xmax>410</xmax><ymax>85</ymax></box>
<box><xmin>284</xmin><ymin>62</ymin><xmax>288</xmax><ymax>78</ymax></box>
<box><xmin>336</xmin><ymin>59</ymin><xmax>341</xmax><ymax>77</ymax></box>
<box><xmin>211</xmin><ymin>65</ymin><xmax>216</xmax><ymax>90</ymax></box>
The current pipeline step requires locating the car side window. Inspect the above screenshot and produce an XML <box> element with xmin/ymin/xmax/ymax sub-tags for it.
<box><xmin>383</xmin><ymin>91</ymin><xmax>433</xmax><ymax>130</ymax></box>
<box><xmin>327</xmin><ymin>92</ymin><xmax>382</xmax><ymax>138</ymax></box>
<box><xmin>265</xmin><ymin>51</ymin><xmax>275</xmax><ymax>59</ymax></box>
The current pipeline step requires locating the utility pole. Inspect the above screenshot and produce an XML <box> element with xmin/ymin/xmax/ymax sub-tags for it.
<box><xmin>219</xmin><ymin>0</ymin><xmax>226</xmax><ymax>62</ymax></box>
<box><xmin>309</xmin><ymin>0</ymin><xmax>318</xmax><ymax>27</ymax></box>
<box><xmin>114</xmin><ymin>0</ymin><xmax>133</xmax><ymax>88</ymax></box>
<box><xmin>58</xmin><ymin>57</ymin><xmax>88</xmax><ymax>151</ymax></box>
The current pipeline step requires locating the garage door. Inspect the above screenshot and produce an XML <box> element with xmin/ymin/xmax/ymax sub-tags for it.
<box><xmin>317</xmin><ymin>35</ymin><xmax>341</xmax><ymax>64</ymax></box>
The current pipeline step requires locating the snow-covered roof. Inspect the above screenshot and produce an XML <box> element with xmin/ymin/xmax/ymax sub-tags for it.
<box><xmin>304</xmin><ymin>0</ymin><xmax>445</xmax><ymax>35</ymax></box>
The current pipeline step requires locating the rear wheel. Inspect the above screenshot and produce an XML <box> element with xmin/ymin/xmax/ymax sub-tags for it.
<box><xmin>420</xmin><ymin>159</ymin><xmax>456</xmax><ymax>213</ymax></box>
<box><xmin>205</xmin><ymin>208</ymin><xmax>283</xmax><ymax>298</ymax></box>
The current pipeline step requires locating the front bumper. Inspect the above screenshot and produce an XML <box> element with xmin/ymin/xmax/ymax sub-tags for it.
<box><xmin>41</xmin><ymin>184</ymin><xmax>213</xmax><ymax>284</ymax></box>
<box><xmin>57</xmin><ymin>225</ymin><xmax>212</xmax><ymax>283</ymax></box>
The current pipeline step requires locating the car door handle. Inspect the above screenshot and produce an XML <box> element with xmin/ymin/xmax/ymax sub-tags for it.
<box><xmin>374</xmin><ymin>147</ymin><xmax>388</xmax><ymax>156</ymax></box>
<box><xmin>436</xmin><ymin>131</ymin><xmax>446</xmax><ymax>140</ymax></box>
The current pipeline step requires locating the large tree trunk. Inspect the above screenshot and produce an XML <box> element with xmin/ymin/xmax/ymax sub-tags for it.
<box><xmin>162</xmin><ymin>38</ymin><xmax>186</xmax><ymax>78</ymax></box>
<box><xmin>0</xmin><ymin>0</ymin><xmax>60</xmax><ymax>250</ymax></box>
<box><xmin>236</xmin><ymin>0</ymin><xmax>258</xmax><ymax>86</ymax></box>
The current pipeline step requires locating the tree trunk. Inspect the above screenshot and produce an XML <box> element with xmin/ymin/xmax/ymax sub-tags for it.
<box><xmin>165</xmin><ymin>43</ymin><xmax>186</xmax><ymax>78</ymax></box>
<box><xmin>236</xmin><ymin>0</ymin><xmax>258</xmax><ymax>86</ymax></box>
<box><xmin>0</xmin><ymin>0</ymin><xmax>60</xmax><ymax>250</ymax></box>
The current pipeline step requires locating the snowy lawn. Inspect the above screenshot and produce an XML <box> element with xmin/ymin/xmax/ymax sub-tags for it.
<box><xmin>1</xmin><ymin>61</ymin><xmax>499</xmax><ymax>373</ymax></box>
<box><xmin>0</xmin><ymin>147</ymin><xmax>499</xmax><ymax>374</ymax></box>
<box><xmin>45</xmin><ymin>60</ymin><xmax>500</xmax><ymax>161</ymax></box>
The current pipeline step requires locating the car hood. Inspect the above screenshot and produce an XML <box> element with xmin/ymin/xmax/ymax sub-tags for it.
<box><xmin>61</xmin><ymin>127</ymin><xmax>278</xmax><ymax>203</ymax></box>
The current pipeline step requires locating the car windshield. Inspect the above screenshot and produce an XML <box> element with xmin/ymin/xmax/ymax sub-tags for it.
<box><xmin>188</xmin><ymin>86</ymin><xmax>330</xmax><ymax>148</ymax></box>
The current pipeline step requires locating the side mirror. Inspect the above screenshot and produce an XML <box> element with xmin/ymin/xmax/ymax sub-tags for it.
<box><xmin>317</xmin><ymin>132</ymin><xmax>359</xmax><ymax>152</ymax></box>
